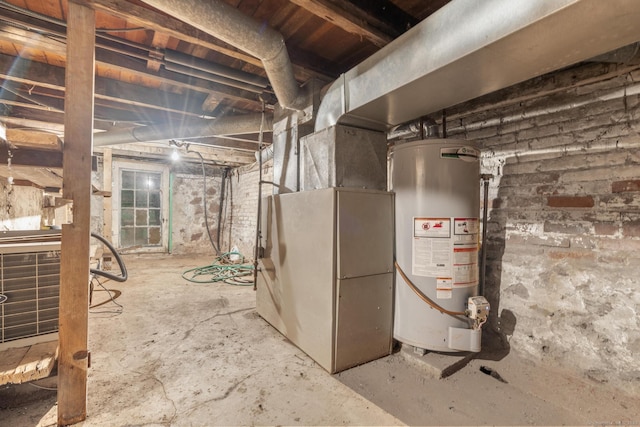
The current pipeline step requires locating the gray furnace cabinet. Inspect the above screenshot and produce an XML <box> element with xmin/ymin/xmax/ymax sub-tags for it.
<box><xmin>256</xmin><ymin>188</ymin><xmax>394</xmax><ymax>373</ymax></box>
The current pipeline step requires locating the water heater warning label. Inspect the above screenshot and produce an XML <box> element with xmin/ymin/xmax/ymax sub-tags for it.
<box><xmin>413</xmin><ymin>216</ymin><xmax>479</xmax><ymax>287</ymax></box>
<box><xmin>414</xmin><ymin>218</ymin><xmax>450</xmax><ymax>238</ymax></box>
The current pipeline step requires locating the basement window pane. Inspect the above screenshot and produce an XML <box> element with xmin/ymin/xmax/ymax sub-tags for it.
<box><xmin>135</xmin><ymin>209</ymin><xmax>148</xmax><ymax>226</ymax></box>
<box><xmin>135</xmin><ymin>228</ymin><xmax>148</xmax><ymax>245</ymax></box>
<box><xmin>135</xmin><ymin>191</ymin><xmax>148</xmax><ymax>208</ymax></box>
<box><xmin>121</xmin><ymin>228</ymin><xmax>134</xmax><ymax>247</ymax></box>
<box><xmin>122</xmin><ymin>171</ymin><xmax>135</xmax><ymax>189</ymax></box>
<box><xmin>148</xmin><ymin>174</ymin><xmax>161</xmax><ymax>190</ymax></box>
<box><xmin>149</xmin><ymin>227</ymin><xmax>161</xmax><ymax>245</ymax></box>
<box><xmin>121</xmin><ymin>209</ymin><xmax>134</xmax><ymax>226</ymax></box>
<box><xmin>121</xmin><ymin>190</ymin><xmax>134</xmax><ymax>208</ymax></box>
<box><xmin>149</xmin><ymin>191</ymin><xmax>160</xmax><ymax>208</ymax></box>
<box><xmin>119</xmin><ymin>170</ymin><xmax>163</xmax><ymax>249</ymax></box>
<box><xmin>136</xmin><ymin>172</ymin><xmax>149</xmax><ymax>189</ymax></box>
<box><xmin>149</xmin><ymin>209</ymin><xmax>161</xmax><ymax>225</ymax></box>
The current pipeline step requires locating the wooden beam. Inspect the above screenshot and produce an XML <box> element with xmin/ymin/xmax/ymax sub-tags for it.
<box><xmin>6</xmin><ymin>129</ymin><xmax>62</xmax><ymax>151</ymax></box>
<box><xmin>88</xmin><ymin>0</ymin><xmax>328</xmax><ymax>82</ymax></box>
<box><xmin>58</xmin><ymin>2</ymin><xmax>95</xmax><ymax>425</ymax></box>
<box><xmin>102</xmin><ymin>148</ymin><xmax>113</xmax><ymax>246</ymax></box>
<box><xmin>343</xmin><ymin>0</ymin><xmax>420</xmax><ymax>36</ymax></box>
<box><xmin>94</xmin><ymin>143</ymin><xmax>256</xmax><ymax>166</ymax></box>
<box><xmin>0</xmin><ymin>51</ymin><xmax>262</xmax><ymax>110</ymax></box>
<box><xmin>288</xmin><ymin>0</ymin><xmax>393</xmax><ymax>47</ymax></box>
<box><xmin>0</xmin><ymin>147</ymin><xmax>63</xmax><ymax>168</ymax></box>
<box><xmin>148</xmin><ymin>31</ymin><xmax>171</xmax><ymax>72</ymax></box>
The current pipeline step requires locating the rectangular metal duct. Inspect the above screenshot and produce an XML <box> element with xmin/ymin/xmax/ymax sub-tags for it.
<box><xmin>0</xmin><ymin>231</ymin><xmax>61</xmax><ymax>349</ymax></box>
<box><xmin>315</xmin><ymin>0</ymin><xmax>640</xmax><ymax>131</ymax></box>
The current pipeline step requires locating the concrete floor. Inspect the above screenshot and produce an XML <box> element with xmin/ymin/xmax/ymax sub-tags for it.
<box><xmin>1</xmin><ymin>254</ymin><xmax>638</xmax><ymax>426</ymax></box>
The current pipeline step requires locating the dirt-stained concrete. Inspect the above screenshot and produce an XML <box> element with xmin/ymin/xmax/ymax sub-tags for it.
<box><xmin>1</xmin><ymin>254</ymin><xmax>638</xmax><ymax>426</ymax></box>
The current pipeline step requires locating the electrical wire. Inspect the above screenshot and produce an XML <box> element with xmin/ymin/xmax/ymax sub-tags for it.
<box><xmin>28</xmin><ymin>382</ymin><xmax>57</xmax><ymax>391</ymax></box>
<box><xmin>394</xmin><ymin>260</ymin><xmax>467</xmax><ymax>320</ymax></box>
<box><xmin>89</xmin><ymin>276</ymin><xmax>124</xmax><ymax>315</ymax></box>
<box><xmin>182</xmin><ymin>252</ymin><xmax>254</xmax><ymax>285</ymax></box>
<box><xmin>188</xmin><ymin>149</ymin><xmax>221</xmax><ymax>255</ymax></box>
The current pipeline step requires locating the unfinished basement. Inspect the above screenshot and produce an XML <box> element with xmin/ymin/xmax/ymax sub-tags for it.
<box><xmin>1</xmin><ymin>0</ymin><xmax>640</xmax><ymax>426</ymax></box>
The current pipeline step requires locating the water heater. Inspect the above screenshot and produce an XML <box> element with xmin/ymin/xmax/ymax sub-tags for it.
<box><xmin>392</xmin><ymin>139</ymin><xmax>483</xmax><ymax>352</ymax></box>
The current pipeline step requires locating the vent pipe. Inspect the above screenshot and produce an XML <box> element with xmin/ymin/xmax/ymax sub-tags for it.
<box><xmin>93</xmin><ymin>113</ymin><xmax>272</xmax><ymax>147</ymax></box>
<box><xmin>139</xmin><ymin>0</ymin><xmax>305</xmax><ymax>111</ymax></box>
<box><xmin>389</xmin><ymin>118</ymin><xmax>439</xmax><ymax>141</ymax></box>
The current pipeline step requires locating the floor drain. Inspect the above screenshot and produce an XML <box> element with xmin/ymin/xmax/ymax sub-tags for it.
<box><xmin>479</xmin><ymin>365</ymin><xmax>508</xmax><ymax>383</ymax></box>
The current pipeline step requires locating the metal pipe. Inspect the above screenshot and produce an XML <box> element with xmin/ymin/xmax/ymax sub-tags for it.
<box><xmin>253</xmin><ymin>106</ymin><xmax>267</xmax><ymax>291</ymax></box>
<box><xmin>168</xmin><ymin>172</ymin><xmax>174</xmax><ymax>253</ymax></box>
<box><xmin>388</xmin><ymin>117</ymin><xmax>439</xmax><ymax>140</ymax></box>
<box><xmin>450</xmin><ymin>80</ymin><xmax>640</xmax><ymax>133</ymax></box>
<box><xmin>479</xmin><ymin>174</ymin><xmax>493</xmax><ymax>296</ymax></box>
<box><xmin>139</xmin><ymin>0</ymin><xmax>304</xmax><ymax>111</ymax></box>
<box><xmin>217</xmin><ymin>168</ymin><xmax>229</xmax><ymax>253</ymax></box>
<box><xmin>163</xmin><ymin>61</ymin><xmax>266</xmax><ymax>94</ymax></box>
<box><xmin>93</xmin><ymin>113</ymin><xmax>273</xmax><ymax>147</ymax></box>
<box><xmin>164</xmin><ymin>49</ymin><xmax>269</xmax><ymax>88</ymax></box>
<box><xmin>254</xmin><ymin>144</ymin><xmax>274</xmax><ymax>162</ymax></box>
<box><xmin>442</xmin><ymin>110</ymin><xmax>447</xmax><ymax>139</ymax></box>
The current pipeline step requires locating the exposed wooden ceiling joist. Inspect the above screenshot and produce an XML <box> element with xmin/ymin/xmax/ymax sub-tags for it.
<box><xmin>86</xmin><ymin>0</ymin><xmax>333</xmax><ymax>82</ymax></box>
<box><xmin>288</xmin><ymin>0</ymin><xmax>393</xmax><ymax>47</ymax></box>
<box><xmin>5</xmin><ymin>128</ymin><xmax>61</xmax><ymax>150</ymax></box>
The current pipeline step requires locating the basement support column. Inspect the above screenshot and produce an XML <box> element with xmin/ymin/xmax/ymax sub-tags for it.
<box><xmin>58</xmin><ymin>1</ymin><xmax>95</xmax><ymax>425</ymax></box>
<box><xmin>103</xmin><ymin>148</ymin><xmax>113</xmax><ymax>243</ymax></box>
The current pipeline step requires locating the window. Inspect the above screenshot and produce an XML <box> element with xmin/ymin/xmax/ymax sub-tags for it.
<box><xmin>119</xmin><ymin>170</ymin><xmax>162</xmax><ymax>248</ymax></box>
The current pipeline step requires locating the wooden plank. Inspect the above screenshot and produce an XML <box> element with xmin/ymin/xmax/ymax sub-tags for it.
<box><xmin>6</xmin><ymin>129</ymin><xmax>62</xmax><ymax>151</ymax></box>
<box><xmin>0</xmin><ymin>147</ymin><xmax>63</xmax><ymax>168</ymax></box>
<box><xmin>58</xmin><ymin>2</ymin><xmax>95</xmax><ymax>425</ymax></box>
<box><xmin>10</xmin><ymin>341</ymin><xmax>59</xmax><ymax>384</ymax></box>
<box><xmin>102</xmin><ymin>148</ymin><xmax>113</xmax><ymax>247</ymax></box>
<box><xmin>288</xmin><ymin>0</ymin><xmax>392</xmax><ymax>47</ymax></box>
<box><xmin>0</xmin><ymin>347</ymin><xmax>30</xmax><ymax>385</ymax></box>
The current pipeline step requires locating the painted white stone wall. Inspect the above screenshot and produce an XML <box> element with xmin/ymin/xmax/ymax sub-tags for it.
<box><xmin>446</xmin><ymin>60</ymin><xmax>640</xmax><ymax>393</ymax></box>
<box><xmin>171</xmin><ymin>169</ymin><xmax>224</xmax><ymax>255</ymax></box>
<box><xmin>0</xmin><ymin>180</ymin><xmax>43</xmax><ymax>230</ymax></box>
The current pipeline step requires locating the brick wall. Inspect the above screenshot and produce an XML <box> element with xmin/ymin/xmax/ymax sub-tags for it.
<box><xmin>446</xmin><ymin>60</ymin><xmax>640</xmax><ymax>393</ymax></box>
<box><xmin>221</xmin><ymin>160</ymin><xmax>273</xmax><ymax>261</ymax></box>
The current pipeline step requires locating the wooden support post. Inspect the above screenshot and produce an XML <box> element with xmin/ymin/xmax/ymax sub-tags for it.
<box><xmin>58</xmin><ymin>1</ymin><xmax>95</xmax><ymax>425</ymax></box>
<box><xmin>103</xmin><ymin>148</ymin><xmax>113</xmax><ymax>243</ymax></box>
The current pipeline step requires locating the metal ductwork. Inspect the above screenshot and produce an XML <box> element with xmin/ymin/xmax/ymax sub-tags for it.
<box><xmin>139</xmin><ymin>0</ymin><xmax>305</xmax><ymax>111</ymax></box>
<box><xmin>93</xmin><ymin>113</ymin><xmax>272</xmax><ymax>147</ymax></box>
<box><xmin>315</xmin><ymin>0</ymin><xmax>640</xmax><ymax>132</ymax></box>
<box><xmin>388</xmin><ymin>118</ymin><xmax>440</xmax><ymax>141</ymax></box>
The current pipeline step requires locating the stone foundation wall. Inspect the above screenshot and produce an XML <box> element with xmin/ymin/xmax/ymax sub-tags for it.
<box><xmin>445</xmin><ymin>60</ymin><xmax>640</xmax><ymax>393</ymax></box>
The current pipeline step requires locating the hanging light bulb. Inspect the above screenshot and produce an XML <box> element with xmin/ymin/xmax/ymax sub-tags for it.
<box><xmin>171</xmin><ymin>147</ymin><xmax>180</xmax><ymax>162</ymax></box>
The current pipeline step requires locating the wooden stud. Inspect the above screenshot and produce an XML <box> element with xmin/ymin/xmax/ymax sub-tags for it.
<box><xmin>57</xmin><ymin>1</ymin><xmax>95</xmax><ymax>425</ymax></box>
<box><xmin>102</xmin><ymin>148</ymin><xmax>113</xmax><ymax>246</ymax></box>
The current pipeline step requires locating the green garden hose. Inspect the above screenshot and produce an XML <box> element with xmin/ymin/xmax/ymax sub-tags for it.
<box><xmin>182</xmin><ymin>252</ymin><xmax>254</xmax><ymax>286</ymax></box>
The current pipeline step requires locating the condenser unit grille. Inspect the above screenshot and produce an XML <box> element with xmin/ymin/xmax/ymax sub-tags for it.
<box><xmin>1</xmin><ymin>239</ymin><xmax>61</xmax><ymax>345</ymax></box>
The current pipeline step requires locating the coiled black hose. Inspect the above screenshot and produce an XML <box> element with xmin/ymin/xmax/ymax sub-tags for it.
<box><xmin>90</xmin><ymin>232</ymin><xmax>128</xmax><ymax>282</ymax></box>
